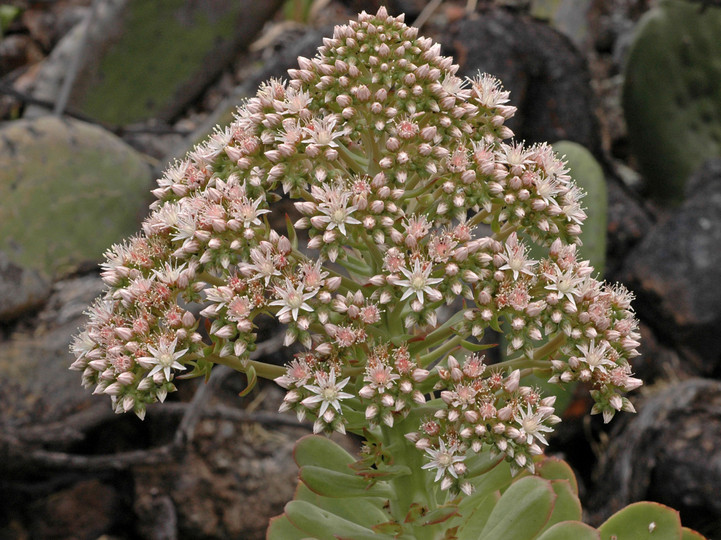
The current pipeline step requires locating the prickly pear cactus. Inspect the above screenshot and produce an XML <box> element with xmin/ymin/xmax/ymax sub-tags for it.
<box><xmin>622</xmin><ymin>0</ymin><xmax>721</xmax><ymax>205</ymax></box>
<box><xmin>552</xmin><ymin>141</ymin><xmax>607</xmax><ymax>276</ymax></box>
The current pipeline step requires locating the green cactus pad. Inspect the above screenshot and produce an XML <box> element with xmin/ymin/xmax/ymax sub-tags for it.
<box><xmin>622</xmin><ymin>0</ymin><xmax>721</xmax><ymax>204</ymax></box>
<box><xmin>552</xmin><ymin>141</ymin><xmax>607</xmax><ymax>275</ymax></box>
<box><xmin>0</xmin><ymin>117</ymin><xmax>152</xmax><ymax>276</ymax></box>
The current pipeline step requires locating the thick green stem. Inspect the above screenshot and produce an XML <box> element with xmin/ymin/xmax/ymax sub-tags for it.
<box><xmin>532</xmin><ymin>332</ymin><xmax>567</xmax><ymax>361</ymax></box>
<box><xmin>493</xmin><ymin>221</ymin><xmax>517</xmax><ymax>243</ymax></box>
<box><xmin>468</xmin><ymin>205</ymin><xmax>496</xmax><ymax>227</ymax></box>
<box><xmin>491</xmin><ymin>357</ymin><xmax>547</xmax><ymax>371</ymax></box>
<box><xmin>208</xmin><ymin>353</ymin><xmax>286</xmax><ymax>379</ymax></box>
<box><xmin>399</xmin><ymin>177</ymin><xmax>434</xmax><ymax>201</ymax></box>
<box><xmin>336</xmin><ymin>141</ymin><xmax>369</xmax><ymax>174</ymax></box>
<box><xmin>410</xmin><ymin>310</ymin><xmax>467</xmax><ymax>353</ymax></box>
<box><xmin>338</xmin><ymin>254</ymin><xmax>373</xmax><ymax>276</ymax></box>
<box><xmin>360</xmin><ymin>230</ymin><xmax>383</xmax><ymax>273</ymax></box>
<box><xmin>198</xmin><ymin>271</ymin><xmax>224</xmax><ymax>286</ymax></box>
<box><xmin>418</xmin><ymin>335</ymin><xmax>464</xmax><ymax>367</ymax></box>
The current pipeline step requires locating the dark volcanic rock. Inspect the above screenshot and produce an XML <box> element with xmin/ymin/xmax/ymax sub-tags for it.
<box><xmin>28</xmin><ymin>479</ymin><xmax>121</xmax><ymax>540</ymax></box>
<box><xmin>622</xmin><ymin>158</ymin><xmax>721</xmax><ymax>374</ymax></box>
<box><xmin>604</xmin><ymin>178</ymin><xmax>653</xmax><ymax>278</ymax></box>
<box><xmin>0</xmin><ymin>275</ymin><xmax>104</xmax><ymax>427</ymax></box>
<box><xmin>589</xmin><ymin>378</ymin><xmax>721</xmax><ymax>538</ymax></box>
<box><xmin>445</xmin><ymin>8</ymin><xmax>599</xmax><ymax>153</ymax></box>
<box><xmin>0</xmin><ymin>251</ymin><xmax>51</xmax><ymax>322</ymax></box>
<box><xmin>632</xmin><ymin>322</ymin><xmax>688</xmax><ymax>385</ymax></box>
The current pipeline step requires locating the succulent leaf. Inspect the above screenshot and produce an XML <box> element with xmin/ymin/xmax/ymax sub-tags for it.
<box><xmin>536</xmin><ymin>521</ymin><xmax>600</xmax><ymax>540</ymax></box>
<box><xmin>599</xmin><ymin>501</ymin><xmax>683</xmax><ymax>540</ymax></box>
<box><xmin>479</xmin><ymin>476</ymin><xmax>556</xmax><ymax>540</ymax></box>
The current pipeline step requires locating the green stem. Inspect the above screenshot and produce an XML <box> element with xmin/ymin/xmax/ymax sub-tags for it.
<box><xmin>400</xmin><ymin>170</ymin><xmax>423</xmax><ymax>192</ymax></box>
<box><xmin>491</xmin><ymin>357</ymin><xmax>547</xmax><ymax>371</ymax></box>
<box><xmin>388</xmin><ymin>300</ymin><xmax>407</xmax><ymax>336</ymax></box>
<box><xmin>532</xmin><ymin>332</ymin><xmax>567</xmax><ymax>361</ymax></box>
<box><xmin>338</xmin><ymin>254</ymin><xmax>373</xmax><ymax>276</ymax></box>
<box><xmin>208</xmin><ymin>353</ymin><xmax>286</xmax><ymax>379</ymax></box>
<box><xmin>360</xmin><ymin>230</ymin><xmax>383</xmax><ymax>273</ymax></box>
<box><xmin>408</xmin><ymin>311</ymin><xmax>467</xmax><ymax>355</ymax></box>
<box><xmin>336</xmin><ymin>142</ymin><xmax>369</xmax><ymax>175</ymax></box>
<box><xmin>468</xmin><ymin>205</ymin><xmax>497</xmax><ymax>227</ymax></box>
<box><xmin>399</xmin><ymin>177</ymin><xmax>434</xmax><ymax>201</ymax></box>
<box><xmin>198</xmin><ymin>271</ymin><xmax>224</xmax><ymax>286</ymax></box>
<box><xmin>418</xmin><ymin>335</ymin><xmax>464</xmax><ymax>367</ymax></box>
<box><xmin>493</xmin><ymin>221</ymin><xmax>517</xmax><ymax>243</ymax></box>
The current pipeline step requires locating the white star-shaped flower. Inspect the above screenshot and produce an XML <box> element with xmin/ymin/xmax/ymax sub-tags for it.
<box><xmin>397</xmin><ymin>260</ymin><xmax>443</xmax><ymax>304</ymax></box>
<box><xmin>421</xmin><ymin>439</ymin><xmax>465</xmax><ymax>482</ymax></box>
<box><xmin>515</xmin><ymin>405</ymin><xmax>554</xmax><ymax>446</ymax></box>
<box><xmin>301</xmin><ymin>370</ymin><xmax>353</xmax><ymax>416</ymax></box>
<box><xmin>140</xmin><ymin>338</ymin><xmax>188</xmax><ymax>381</ymax></box>
<box><xmin>269</xmin><ymin>279</ymin><xmax>317</xmax><ymax>321</ymax></box>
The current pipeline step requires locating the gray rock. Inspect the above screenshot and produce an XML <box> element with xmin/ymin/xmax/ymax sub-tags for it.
<box><xmin>0</xmin><ymin>251</ymin><xmax>51</xmax><ymax>322</ymax></box>
<box><xmin>444</xmin><ymin>8</ymin><xmax>600</xmax><ymax>153</ymax></box>
<box><xmin>0</xmin><ymin>116</ymin><xmax>153</xmax><ymax>277</ymax></box>
<box><xmin>622</xmin><ymin>158</ymin><xmax>721</xmax><ymax>374</ymax></box>
<box><xmin>632</xmin><ymin>321</ymin><xmax>688</xmax><ymax>385</ymax></box>
<box><xmin>27</xmin><ymin>0</ymin><xmax>284</xmax><ymax>125</ymax></box>
<box><xmin>589</xmin><ymin>378</ymin><xmax>721</xmax><ymax>538</ymax></box>
<box><xmin>0</xmin><ymin>274</ymin><xmax>105</xmax><ymax>427</ymax></box>
<box><xmin>28</xmin><ymin>479</ymin><xmax>121</xmax><ymax>540</ymax></box>
<box><xmin>162</xmin><ymin>26</ymin><xmax>331</xmax><ymax>168</ymax></box>
<box><xmin>604</xmin><ymin>177</ymin><xmax>653</xmax><ymax>278</ymax></box>
<box><xmin>531</xmin><ymin>0</ymin><xmax>594</xmax><ymax>51</ymax></box>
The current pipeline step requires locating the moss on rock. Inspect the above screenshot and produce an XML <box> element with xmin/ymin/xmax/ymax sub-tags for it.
<box><xmin>0</xmin><ymin>116</ymin><xmax>152</xmax><ymax>276</ymax></box>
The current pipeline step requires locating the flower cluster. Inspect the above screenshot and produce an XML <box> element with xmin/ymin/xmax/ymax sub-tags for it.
<box><xmin>71</xmin><ymin>7</ymin><xmax>641</xmax><ymax>494</ymax></box>
<box><xmin>408</xmin><ymin>355</ymin><xmax>561</xmax><ymax>493</ymax></box>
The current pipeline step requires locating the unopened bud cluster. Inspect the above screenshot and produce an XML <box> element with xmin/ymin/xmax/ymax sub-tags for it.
<box><xmin>71</xmin><ymin>7</ymin><xmax>641</xmax><ymax>493</ymax></box>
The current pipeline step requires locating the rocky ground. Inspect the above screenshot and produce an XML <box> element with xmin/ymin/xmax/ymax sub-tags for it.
<box><xmin>1</xmin><ymin>0</ymin><xmax>721</xmax><ymax>538</ymax></box>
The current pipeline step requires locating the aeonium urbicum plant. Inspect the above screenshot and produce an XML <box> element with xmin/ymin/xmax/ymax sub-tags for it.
<box><xmin>69</xmin><ymin>7</ymin><xmax>687</xmax><ymax>540</ymax></box>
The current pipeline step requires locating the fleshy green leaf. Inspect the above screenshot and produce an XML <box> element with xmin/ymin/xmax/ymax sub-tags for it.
<box><xmin>457</xmin><ymin>454</ymin><xmax>512</xmax><ymax>534</ymax></box>
<box><xmin>373</xmin><ymin>521</ymin><xmax>404</xmax><ymax>535</ymax></box>
<box><xmin>540</xmin><ymin>480</ymin><xmax>582</xmax><ymax>532</ymax></box>
<box><xmin>479</xmin><ymin>476</ymin><xmax>556</xmax><ymax>540</ymax></box>
<box><xmin>536</xmin><ymin>521</ymin><xmax>600</xmax><ymax>540</ymax></box>
<box><xmin>300</xmin><ymin>465</ymin><xmax>394</xmax><ymax>499</ymax></box>
<box><xmin>681</xmin><ymin>527</ymin><xmax>707</xmax><ymax>540</ymax></box>
<box><xmin>599</xmin><ymin>501</ymin><xmax>683</xmax><ymax>540</ymax></box>
<box><xmin>285</xmin><ymin>213</ymin><xmax>299</xmax><ymax>250</ymax></box>
<box><xmin>420</xmin><ymin>506</ymin><xmax>460</xmax><ymax>526</ymax></box>
<box><xmin>456</xmin><ymin>491</ymin><xmax>500</xmax><ymax>539</ymax></box>
<box><xmin>536</xmin><ymin>457</ymin><xmax>579</xmax><ymax>496</ymax></box>
<box><xmin>356</xmin><ymin>464</ymin><xmax>412</xmax><ymax>481</ymax></box>
<box><xmin>284</xmin><ymin>500</ymin><xmax>390</xmax><ymax>540</ymax></box>
<box><xmin>266</xmin><ymin>513</ymin><xmax>310</xmax><ymax>540</ymax></box>
<box><xmin>294</xmin><ymin>483</ymin><xmax>389</xmax><ymax>528</ymax></box>
<box><xmin>293</xmin><ymin>434</ymin><xmax>355</xmax><ymax>472</ymax></box>
<box><xmin>536</xmin><ymin>457</ymin><xmax>578</xmax><ymax>495</ymax></box>
<box><xmin>238</xmin><ymin>364</ymin><xmax>257</xmax><ymax>397</ymax></box>
<box><xmin>463</xmin><ymin>450</ymin><xmax>510</xmax><ymax>482</ymax></box>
